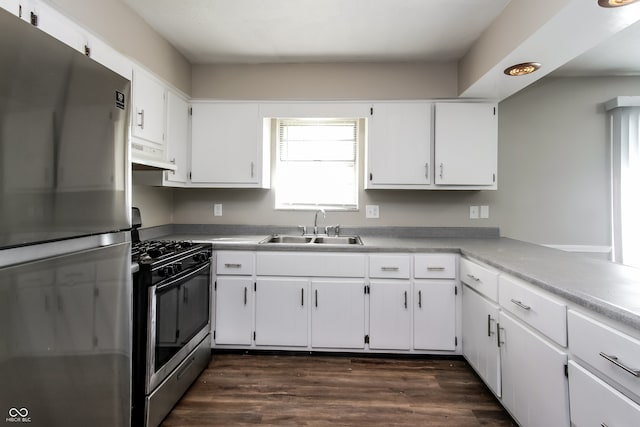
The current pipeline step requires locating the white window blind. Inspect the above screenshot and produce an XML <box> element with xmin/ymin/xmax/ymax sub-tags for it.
<box><xmin>275</xmin><ymin>118</ymin><xmax>358</xmax><ymax>210</ymax></box>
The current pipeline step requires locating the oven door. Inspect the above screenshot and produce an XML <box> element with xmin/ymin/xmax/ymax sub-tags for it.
<box><xmin>146</xmin><ymin>261</ymin><xmax>210</xmax><ymax>394</ymax></box>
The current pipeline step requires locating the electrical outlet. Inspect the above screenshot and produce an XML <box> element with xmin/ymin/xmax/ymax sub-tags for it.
<box><xmin>469</xmin><ymin>206</ymin><xmax>479</xmax><ymax>219</ymax></box>
<box><xmin>365</xmin><ymin>205</ymin><xmax>380</xmax><ymax>219</ymax></box>
<box><xmin>480</xmin><ymin>205</ymin><xmax>489</xmax><ymax>219</ymax></box>
<box><xmin>214</xmin><ymin>203</ymin><xmax>222</xmax><ymax>217</ymax></box>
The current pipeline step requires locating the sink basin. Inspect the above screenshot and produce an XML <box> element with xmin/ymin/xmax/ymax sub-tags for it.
<box><xmin>313</xmin><ymin>236</ymin><xmax>363</xmax><ymax>245</ymax></box>
<box><xmin>259</xmin><ymin>234</ymin><xmax>363</xmax><ymax>245</ymax></box>
<box><xmin>260</xmin><ymin>235</ymin><xmax>314</xmax><ymax>244</ymax></box>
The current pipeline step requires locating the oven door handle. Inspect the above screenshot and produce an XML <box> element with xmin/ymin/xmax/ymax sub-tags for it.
<box><xmin>156</xmin><ymin>262</ymin><xmax>210</xmax><ymax>292</ymax></box>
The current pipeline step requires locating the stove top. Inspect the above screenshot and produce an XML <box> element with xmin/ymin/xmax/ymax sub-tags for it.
<box><xmin>132</xmin><ymin>240</ymin><xmax>205</xmax><ymax>265</ymax></box>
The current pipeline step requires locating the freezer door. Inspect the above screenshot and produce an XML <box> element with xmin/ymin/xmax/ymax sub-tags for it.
<box><xmin>0</xmin><ymin>242</ymin><xmax>131</xmax><ymax>427</ymax></box>
<box><xmin>0</xmin><ymin>9</ymin><xmax>131</xmax><ymax>248</ymax></box>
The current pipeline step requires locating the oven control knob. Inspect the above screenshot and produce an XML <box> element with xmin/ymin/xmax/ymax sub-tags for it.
<box><xmin>192</xmin><ymin>253</ymin><xmax>206</xmax><ymax>262</ymax></box>
<box><xmin>173</xmin><ymin>262</ymin><xmax>182</xmax><ymax>272</ymax></box>
<box><xmin>160</xmin><ymin>265</ymin><xmax>174</xmax><ymax>277</ymax></box>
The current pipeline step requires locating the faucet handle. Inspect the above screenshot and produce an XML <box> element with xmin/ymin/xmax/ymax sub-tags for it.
<box><xmin>326</xmin><ymin>225</ymin><xmax>340</xmax><ymax>236</ymax></box>
<box><xmin>298</xmin><ymin>225</ymin><xmax>307</xmax><ymax>235</ymax></box>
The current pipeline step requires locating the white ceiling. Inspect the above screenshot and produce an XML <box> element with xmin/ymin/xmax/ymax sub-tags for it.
<box><xmin>122</xmin><ymin>0</ymin><xmax>640</xmax><ymax>97</ymax></box>
<box><xmin>122</xmin><ymin>0</ymin><xmax>511</xmax><ymax>64</ymax></box>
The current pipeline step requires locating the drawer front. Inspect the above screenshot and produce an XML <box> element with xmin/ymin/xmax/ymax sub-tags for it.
<box><xmin>256</xmin><ymin>252</ymin><xmax>366</xmax><ymax>277</ymax></box>
<box><xmin>459</xmin><ymin>258</ymin><xmax>498</xmax><ymax>301</ymax></box>
<box><xmin>569</xmin><ymin>310</ymin><xmax>640</xmax><ymax>399</ymax></box>
<box><xmin>568</xmin><ymin>361</ymin><xmax>640</xmax><ymax>427</ymax></box>
<box><xmin>369</xmin><ymin>255</ymin><xmax>410</xmax><ymax>279</ymax></box>
<box><xmin>414</xmin><ymin>254</ymin><xmax>456</xmax><ymax>279</ymax></box>
<box><xmin>498</xmin><ymin>274</ymin><xmax>567</xmax><ymax>347</ymax></box>
<box><xmin>216</xmin><ymin>251</ymin><xmax>255</xmax><ymax>275</ymax></box>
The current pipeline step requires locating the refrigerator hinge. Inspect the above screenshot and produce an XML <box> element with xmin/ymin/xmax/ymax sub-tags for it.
<box><xmin>364</xmin><ymin>335</ymin><xmax>370</xmax><ymax>344</ymax></box>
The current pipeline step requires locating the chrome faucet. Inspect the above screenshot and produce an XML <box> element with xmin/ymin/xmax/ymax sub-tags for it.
<box><xmin>313</xmin><ymin>209</ymin><xmax>326</xmax><ymax>235</ymax></box>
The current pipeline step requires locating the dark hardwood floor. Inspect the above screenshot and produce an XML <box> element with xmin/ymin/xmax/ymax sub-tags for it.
<box><xmin>161</xmin><ymin>353</ymin><xmax>517</xmax><ymax>426</ymax></box>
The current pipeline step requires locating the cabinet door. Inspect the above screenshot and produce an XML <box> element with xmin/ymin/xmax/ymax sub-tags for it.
<box><xmin>255</xmin><ymin>278</ymin><xmax>308</xmax><ymax>347</ymax></box>
<box><xmin>499</xmin><ymin>311</ymin><xmax>570</xmax><ymax>427</ymax></box>
<box><xmin>85</xmin><ymin>33</ymin><xmax>132</xmax><ymax>80</ymax></box>
<box><xmin>311</xmin><ymin>280</ymin><xmax>366</xmax><ymax>349</ymax></box>
<box><xmin>414</xmin><ymin>281</ymin><xmax>456</xmax><ymax>351</ymax></box>
<box><xmin>462</xmin><ymin>284</ymin><xmax>501</xmax><ymax>396</ymax></box>
<box><xmin>32</xmin><ymin>1</ymin><xmax>87</xmax><ymax>53</ymax></box>
<box><xmin>366</xmin><ymin>102</ymin><xmax>432</xmax><ymax>188</ymax></box>
<box><xmin>369</xmin><ymin>280</ymin><xmax>411</xmax><ymax>350</ymax></box>
<box><xmin>434</xmin><ymin>103</ymin><xmax>497</xmax><ymax>186</ymax></box>
<box><xmin>191</xmin><ymin>103</ymin><xmax>261</xmax><ymax>185</ymax></box>
<box><xmin>164</xmin><ymin>91</ymin><xmax>189</xmax><ymax>184</ymax></box>
<box><xmin>1</xmin><ymin>0</ymin><xmax>21</xmax><ymax>16</ymax></box>
<box><xmin>132</xmin><ymin>66</ymin><xmax>166</xmax><ymax>146</ymax></box>
<box><xmin>568</xmin><ymin>361</ymin><xmax>640</xmax><ymax>427</ymax></box>
<box><xmin>214</xmin><ymin>277</ymin><xmax>253</xmax><ymax>345</ymax></box>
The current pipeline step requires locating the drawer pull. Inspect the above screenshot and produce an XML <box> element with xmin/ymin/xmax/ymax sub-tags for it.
<box><xmin>487</xmin><ymin>314</ymin><xmax>495</xmax><ymax>337</ymax></box>
<box><xmin>466</xmin><ymin>274</ymin><xmax>481</xmax><ymax>282</ymax></box>
<box><xmin>599</xmin><ymin>352</ymin><xmax>640</xmax><ymax>377</ymax></box>
<box><xmin>381</xmin><ymin>266</ymin><xmax>400</xmax><ymax>271</ymax></box>
<box><xmin>427</xmin><ymin>267</ymin><xmax>445</xmax><ymax>271</ymax></box>
<box><xmin>224</xmin><ymin>263</ymin><xmax>242</xmax><ymax>268</ymax></box>
<box><xmin>497</xmin><ymin>323</ymin><xmax>504</xmax><ymax>347</ymax></box>
<box><xmin>243</xmin><ymin>287</ymin><xmax>247</xmax><ymax>305</ymax></box>
<box><xmin>418</xmin><ymin>290</ymin><xmax>422</xmax><ymax>308</ymax></box>
<box><xmin>510</xmin><ymin>299</ymin><xmax>531</xmax><ymax>310</ymax></box>
<box><xmin>404</xmin><ymin>290</ymin><xmax>408</xmax><ymax>309</ymax></box>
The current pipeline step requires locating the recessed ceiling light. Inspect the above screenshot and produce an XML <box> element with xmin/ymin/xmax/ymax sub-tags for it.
<box><xmin>503</xmin><ymin>62</ymin><xmax>541</xmax><ymax>77</ymax></box>
<box><xmin>598</xmin><ymin>0</ymin><xmax>639</xmax><ymax>7</ymax></box>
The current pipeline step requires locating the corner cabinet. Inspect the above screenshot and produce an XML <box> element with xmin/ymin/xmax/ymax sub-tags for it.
<box><xmin>190</xmin><ymin>102</ymin><xmax>270</xmax><ymax>188</ymax></box>
<box><xmin>434</xmin><ymin>102</ymin><xmax>497</xmax><ymax>188</ymax></box>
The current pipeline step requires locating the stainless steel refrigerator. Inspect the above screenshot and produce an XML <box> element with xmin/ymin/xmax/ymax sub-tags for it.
<box><xmin>0</xmin><ymin>8</ymin><xmax>132</xmax><ymax>426</ymax></box>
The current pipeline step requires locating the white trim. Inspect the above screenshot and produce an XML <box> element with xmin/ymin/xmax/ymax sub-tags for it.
<box><xmin>542</xmin><ymin>244</ymin><xmax>612</xmax><ymax>254</ymax></box>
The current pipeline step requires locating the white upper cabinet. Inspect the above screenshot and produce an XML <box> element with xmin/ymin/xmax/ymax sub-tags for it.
<box><xmin>30</xmin><ymin>1</ymin><xmax>87</xmax><ymax>53</ymax></box>
<box><xmin>434</xmin><ymin>102</ymin><xmax>497</xmax><ymax>188</ymax></box>
<box><xmin>1</xmin><ymin>0</ymin><xmax>21</xmax><ymax>17</ymax></box>
<box><xmin>163</xmin><ymin>91</ymin><xmax>189</xmax><ymax>185</ymax></box>
<box><xmin>190</xmin><ymin>102</ymin><xmax>270</xmax><ymax>188</ymax></box>
<box><xmin>131</xmin><ymin>66</ymin><xmax>166</xmax><ymax>147</ymax></box>
<box><xmin>366</xmin><ymin>102</ymin><xmax>432</xmax><ymax>189</ymax></box>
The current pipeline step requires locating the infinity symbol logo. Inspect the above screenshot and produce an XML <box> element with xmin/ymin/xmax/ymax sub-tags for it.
<box><xmin>8</xmin><ymin>407</ymin><xmax>28</xmax><ymax>417</ymax></box>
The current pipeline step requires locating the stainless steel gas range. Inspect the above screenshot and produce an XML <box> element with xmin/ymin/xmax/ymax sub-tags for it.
<box><xmin>131</xmin><ymin>239</ymin><xmax>213</xmax><ymax>427</ymax></box>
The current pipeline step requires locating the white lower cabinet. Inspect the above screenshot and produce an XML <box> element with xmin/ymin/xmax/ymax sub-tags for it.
<box><xmin>498</xmin><ymin>311</ymin><xmax>570</xmax><ymax>427</ymax></box>
<box><xmin>214</xmin><ymin>277</ymin><xmax>254</xmax><ymax>345</ymax></box>
<box><xmin>414</xmin><ymin>280</ymin><xmax>456</xmax><ymax>351</ymax></box>
<box><xmin>462</xmin><ymin>284</ymin><xmax>501</xmax><ymax>396</ymax></box>
<box><xmin>311</xmin><ymin>280</ymin><xmax>366</xmax><ymax>349</ymax></box>
<box><xmin>568</xmin><ymin>361</ymin><xmax>640</xmax><ymax>427</ymax></box>
<box><xmin>369</xmin><ymin>280</ymin><xmax>412</xmax><ymax>350</ymax></box>
<box><xmin>255</xmin><ymin>278</ymin><xmax>308</xmax><ymax>347</ymax></box>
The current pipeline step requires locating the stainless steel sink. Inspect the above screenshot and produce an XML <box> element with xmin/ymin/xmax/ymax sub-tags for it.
<box><xmin>312</xmin><ymin>236</ymin><xmax>362</xmax><ymax>245</ymax></box>
<box><xmin>260</xmin><ymin>235</ymin><xmax>314</xmax><ymax>244</ymax></box>
<box><xmin>259</xmin><ymin>234</ymin><xmax>362</xmax><ymax>245</ymax></box>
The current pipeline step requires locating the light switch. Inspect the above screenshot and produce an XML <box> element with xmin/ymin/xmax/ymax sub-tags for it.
<box><xmin>214</xmin><ymin>203</ymin><xmax>222</xmax><ymax>216</ymax></box>
<box><xmin>480</xmin><ymin>205</ymin><xmax>489</xmax><ymax>219</ymax></box>
<box><xmin>469</xmin><ymin>206</ymin><xmax>479</xmax><ymax>219</ymax></box>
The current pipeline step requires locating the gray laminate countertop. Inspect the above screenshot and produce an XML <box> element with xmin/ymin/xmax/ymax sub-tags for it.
<box><xmin>152</xmin><ymin>227</ymin><xmax>640</xmax><ymax>332</ymax></box>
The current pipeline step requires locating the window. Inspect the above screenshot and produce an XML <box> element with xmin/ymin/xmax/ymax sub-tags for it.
<box><xmin>275</xmin><ymin>118</ymin><xmax>359</xmax><ymax>210</ymax></box>
<box><xmin>608</xmin><ymin>99</ymin><xmax>640</xmax><ymax>268</ymax></box>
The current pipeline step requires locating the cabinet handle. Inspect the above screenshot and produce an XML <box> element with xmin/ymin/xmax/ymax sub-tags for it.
<box><xmin>599</xmin><ymin>352</ymin><xmax>640</xmax><ymax>377</ymax></box>
<box><xmin>418</xmin><ymin>290</ymin><xmax>422</xmax><ymax>308</ymax></box>
<box><xmin>427</xmin><ymin>267</ymin><xmax>445</xmax><ymax>271</ymax></box>
<box><xmin>315</xmin><ymin>289</ymin><xmax>318</xmax><ymax>308</ymax></box>
<box><xmin>170</xmin><ymin>158</ymin><xmax>176</xmax><ymax>164</ymax></box>
<box><xmin>301</xmin><ymin>288</ymin><xmax>304</xmax><ymax>307</ymax></box>
<box><xmin>510</xmin><ymin>299</ymin><xmax>531</xmax><ymax>310</ymax></box>
<box><xmin>404</xmin><ymin>291</ymin><xmax>408</xmax><ymax>309</ymax></box>
<box><xmin>381</xmin><ymin>266</ymin><xmax>399</xmax><ymax>271</ymax></box>
<box><xmin>224</xmin><ymin>263</ymin><xmax>242</xmax><ymax>268</ymax></box>
<box><xmin>250</xmin><ymin>161</ymin><xmax>255</xmax><ymax>178</ymax></box>
<box><xmin>439</xmin><ymin>163</ymin><xmax>444</xmax><ymax>179</ymax></box>
<box><xmin>466</xmin><ymin>274</ymin><xmax>481</xmax><ymax>283</ymax></box>
<box><xmin>244</xmin><ymin>287</ymin><xmax>247</xmax><ymax>305</ymax></box>
<box><xmin>137</xmin><ymin>109</ymin><xmax>145</xmax><ymax>129</ymax></box>
<box><xmin>497</xmin><ymin>323</ymin><xmax>504</xmax><ymax>347</ymax></box>
<box><xmin>487</xmin><ymin>314</ymin><xmax>495</xmax><ymax>337</ymax></box>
